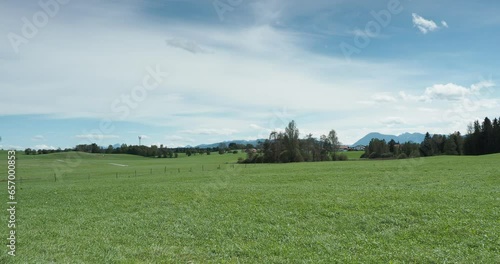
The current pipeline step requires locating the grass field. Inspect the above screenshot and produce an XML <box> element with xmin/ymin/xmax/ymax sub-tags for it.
<box><xmin>1</xmin><ymin>150</ymin><xmax>499</xmax><ymax>263</ymax></box>
<box><xmin>340</xmin><ymin>151</ymin><xmax>364</xmax><ymax>160</ymax></box>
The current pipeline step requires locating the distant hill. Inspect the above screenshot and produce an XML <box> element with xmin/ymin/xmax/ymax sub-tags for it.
<box><xmin>351</xmin><ymin>132</ymin><xmax>426</xmax><ymax>146</ymax></box>
<box><xmin>196</xmin><ymin>139</ymin><xmax>265</xmax><ymax>149</ymax></box>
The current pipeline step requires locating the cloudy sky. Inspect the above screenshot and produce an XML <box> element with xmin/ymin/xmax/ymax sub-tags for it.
<box><xmin>1</xmin><ymin>0</ymin><xmax>499</xmax><ymax>149</ymax></box>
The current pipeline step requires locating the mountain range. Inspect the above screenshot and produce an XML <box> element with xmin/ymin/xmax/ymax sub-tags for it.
<box><xmin>350</xmin><ymin>132</ymin><xmax>426</xmax><ymax>147</ymax></box>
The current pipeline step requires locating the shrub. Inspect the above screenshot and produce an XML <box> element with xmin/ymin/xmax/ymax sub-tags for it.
<box><xmin>380</xmin><ymin>153</ymin><xmax>394</xmax><ymax>159</ymax></box>
<box><xmin>397</xmin><ymin>153</ymin><xmax>408</xmax><ymax>159</ymax></box>
<box><xmin>368</xmin><ymin>152</ymin><xmax>380</xmax><ymax>159</ymax></box>
<box><xmin>337</xmin><ymin>153</ymin><xmax>348</xmax><ymax>161</ymax></box>
<box><xmin>331</xmin><ymin>153</ymin><xmax>348</xmax><ymax>161</ymax></box>
<box><xmin>410</xmin><ymin>150</ymin><xmax>420</xmax><ymax>158</ymax></box>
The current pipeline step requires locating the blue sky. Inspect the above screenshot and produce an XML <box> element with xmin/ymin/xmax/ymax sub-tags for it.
<box><xmin>1</xmin><ymin>0</ymin><xmax>499</xmax><ymax>149</ymax></box>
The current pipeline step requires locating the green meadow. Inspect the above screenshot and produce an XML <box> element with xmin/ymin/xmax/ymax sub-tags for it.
<box><xmin>1</xmin><ymin>150</ymin><xmax>499</xmax><ymax>263</ymax></box>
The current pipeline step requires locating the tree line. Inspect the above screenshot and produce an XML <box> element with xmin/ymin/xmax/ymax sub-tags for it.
<box><xmin>24</xmin><ymin>143</ymin><xmax>242</xmax><ymax>158</ymax></box>
<box><xmin>363</xmin><ymin>116</ymin><xmax>500</xmax><ymax>159</ymax></box>
<box><xmin>362</xmin><ymin>132</ymin><xmax>464</xmax><ymax>159</ymax></box>
<box><xmin>463</xmin><ymin>117</ymin><xmax>500</xmax><ymax>155</ymax></box>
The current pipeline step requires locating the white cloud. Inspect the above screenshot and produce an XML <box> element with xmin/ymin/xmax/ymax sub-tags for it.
<box><xmin>412</xmin><ymin>13</ymin><xmax>446</xmax><ymax>34</ymax></box>
<box><xmin>424</xmin><ymin>81</ymin><xmax>493</xmax><ymax>101</ymax></box>
<box><xmin>34</xmin><ymin>144</ymin><xmax>56</xmax><ymax>150</ymax></box>
<box><xmin>32</xmin><ymin>135</ymin><xmax>45</xmax><ymax>141</ymax></box>
<box><xmin>393</xmin><ymin>80</ymin><xmax>498</xmax><ymax>134</ymax></box>
<box><xmin>372</xmin><ymin>93</ymin><xmax>397</xmax><ymax>103</ymax></box>
<box><xmin>470</xmin><ymin>80</ymin><xmax>495</xmax><ymax>92</ymax></box>
<box><xmin>399</xmin><ymin>91</ymin><xmax>422</xmax><ymax>102</ymax></box>
<box><xmin>349</xmin><ymin>29</ymin><xmax>380</xmax><ymax>38</ymax></box>
<box><xmin>249</xmin><ymin>0</ymin><xmax>284</xmax><ymax>25</ymax></box>
<box><xmin>441</xmin><ymin>21</ymin><xmax>449</xmax><ymax>28</ymax></box>
<box><xmin>401</xmin><ymin>81</ymin><xmax>495</xmax><ymax>102</ymax></box>
<box><xmin>75</xmin><ymin>134</ymin><xmax>120</xmax><ymax>140</ymax></box>
<box><xmin>0</xmin><ymin>145</ymin><xmax>24</xmax><ymax>150</ymax></box>
<box><xmin>165</xmin><ymin>135</ymin><xmax>185</xmax><ymax>141</ymax></box>
<box><xmin>164</xmin><ymin>135</ymin><xmax>195</xmax><ymax>148</ymax></box>
<box><xmin>418</xmin><ymin>107</ymin><xmax>438</xmax><ymax>113</ymax></box>
<box><xmin>180</xmin><ymin>128</ymin><xmax>238</xmax><ymax>136</ymax></box>
<box><xmin>380</xmin><ymin>117</ymin><xmax>406</xmax><ymax>126</ymax></box>
<box><xmin>424</xmin><ymin>83</ymin><xmax>471</xmax><ymax>100</ymax></box>
<box><xmin>249</xmin><ymin>124</ymin><xmax>264</xmax><ymax>130</ymax></box>
<box><xmin>166</xmin><ymin>38</ymin><xmax>208</xmax><ymax>54</ymax></box>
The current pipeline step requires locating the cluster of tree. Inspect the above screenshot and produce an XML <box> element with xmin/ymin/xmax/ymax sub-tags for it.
<box><xmin>103</xmin><ymin>144</ymin><xmax>178</xmax><ymax>158</ymax></box>
<box><xmin>361</xmin><ymin>139</ymin><xmax>421</xmax><ymax>159</ymax></box>
<box><xmin>419</xmin><ymin>132</ymin><xmax>464</xmax><ymax>156</ymax></box>
<box><xmin>362</xmin><ymin>132</ymin><xmax>465</xmax><ymax>159</ymax></box>
<box><xmin>24</xmin><ymin>148</ymin><xmax>73</xmax><ymax>155</ymax></box>
<box><xmin>228</xmin><ymin>143</ymin><xmax>254</xmax><ymax>150</ymax></box>
<box><xmin>463</xmin><ymin>117</ymin><xmax>500</xmax><ymax>155</ymax></box>
<box><xmin>216</xmin><ymin>143</ymin><xmax>248</xmax><ymax>155</ymax></box>
<box><xmin>240</xmin><ymin>121</ymin><xmax>347</xmax><ymax>163</ymax></box>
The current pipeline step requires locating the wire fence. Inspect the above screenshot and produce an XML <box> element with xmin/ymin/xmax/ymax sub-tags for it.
<box><xmin>12</xmin><ymin>163</ymin><xmax>253</xmax><ymax>184</ymax></box>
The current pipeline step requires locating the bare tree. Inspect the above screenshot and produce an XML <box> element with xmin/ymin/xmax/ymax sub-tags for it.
<box><xmin>328</xmin><ymin>129</ymin><xmax>340</xmax><ymax>157</ymax></box>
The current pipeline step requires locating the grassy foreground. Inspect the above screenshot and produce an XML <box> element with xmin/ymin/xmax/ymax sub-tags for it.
<box><xmin>1</xmin><ymin>150</ymin><xmax>499</xmax><ymax>263</ymax></box>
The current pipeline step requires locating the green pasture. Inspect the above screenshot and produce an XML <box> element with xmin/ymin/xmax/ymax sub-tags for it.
<box><xmin>1</xmin><ymin>150</ymin><xmax>499</xmax><ymax>263</ymax></box>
